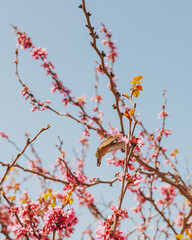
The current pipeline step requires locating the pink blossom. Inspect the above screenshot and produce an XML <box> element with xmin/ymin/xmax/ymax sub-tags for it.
<box><xmin>89</xmin><ymin>177</ymin><xmax>96</xmax><ymax>183</ymax></box>
<box><xmin>91</xmin><ymin>95</ymin><xmax>103</xmax><ymax>103</ymax></box>
<box><xmin>42</xmin><ymin>207</ymin><xmax>78</xmax><ymax>236</ymax></box>
<box><xmin>0</xmin><ymin>131</ymin><xmax>9</xmax><ymax>139</ymax></box>
<box><xmin>79</xmin><ymin>136</ymin><xmax>89</xmax><ymax>147</ymax></box>
<box><xmin>175</xmin><ymin>212</ymin><xmax>185</xmax><ymax>226</ymax></box>
<box><xmin>106</xmin><ymin>156</ymin><xmax>123</xmax><ymax>167</ymax></box>
<box><xmin>156</xmin><ymin>128</ymin><xmax>172</xmax><ymax>138</ymax></box>
<box><xmin>130</xmin><ymin>205</ymin><xmax>141</xmax><ymax>213</ymax></box>
<box><xmin>128</xmin><ymin>163</ymin><xmax>135</xmax><ymax>171</ymax></box>
<box><xmin>98</xmin><ymin>111</ymin><xmax>104</xmax><ymax>122</ymax></box>
<box><xmin>79</xmin><ymin>112</ymin><xmax>88</xmax><ymax>122</ymax></box>
<box><xmin>96</xmin><ymin>63</ymin><xmax>110</xmax><ymax>74</ymax></box>
<box><xmin>15</xmin><ymin>30</ymin><xmax>34</xmax><ymax>49</ymax></box>
<box><xmin>157</xmin><ymin>184</ymin><xmax>176</xmax><ymax>205</ymax></box>
<box><xmin>92</xmin><ymin>106</ymin><xmax>98</xmax><ymax>112</ymax></box>
<box><xmin>158</xmin><ymin>111</ymin><xmax>168</xmax><ymax>119</ymax></box>
<box><xmin>99</xmin><ymin>25</ymin><xmax>118</xmax><ymax>63</ymax></box>
<box><xmin>41</xmin><ymin>60</ymin><xmax>55</xmax><ymax>76</ymax></box>
<box><xmin>78</xmin><ymin>191</ymin><xmax>94</xmax><ymax>206</ymax></box>
<box><xmin>96</xmin><ymin>205</ymin><xmax>128</xmax><ymax>240</ymax></box>
<box><xmin>83</xmin><ymin>127</ymin><xmax>90</xmax><ymax>137</ymax></box>
<box><xmin>31</xmin><ymin>47</ymin><xmax>48</xmax><ymax>60</ymax></box>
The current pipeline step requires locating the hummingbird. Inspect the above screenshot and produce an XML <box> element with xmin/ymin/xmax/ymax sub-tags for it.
<box><xmin>95</xmin><ymin>136</ymin><xmax>125</xmax><ymax>167</ymax></box>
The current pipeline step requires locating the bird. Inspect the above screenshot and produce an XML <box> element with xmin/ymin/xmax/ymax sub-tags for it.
<box><xmin>95</xmin><ymin>136</ymin><xmax>125</xmax><ymax>167</ymax></box>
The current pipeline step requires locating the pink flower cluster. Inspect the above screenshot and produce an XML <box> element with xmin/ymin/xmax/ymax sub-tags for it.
<box><xmin>15</xmin><ymin>29</ymin><xmax>34</xmax><ymax>49</ymax></box>
<box><xmin>21</xmin><ymin>85</ymin><xmax>51</xmax><ymax>112</ymax></box>
<box><xmin>96</xmin><ymin>63</ymin><xmax>111</xmax><ymax>74</ymax></box>
<box><xmin>156</xmin><ymin>184</ymin><xmax>176</xmax><ymax>205</ymax></box>
<box><xmin>42</xmin><ymin>207</ymin><xmax>78</xmax><ymax>237</ymax></box>
<box><xmin>0</xmin><ymin>205</ymin><xmax>14</xmax><ymax>236</ymax></box>
<box><xmin>9</xmin><ymin>200</ymin><xmax>42</xmax><ymax>239</ymax></box>
<box><xmin>158</xmin><ymin>110</ymin><xmax>168</xmax><ymax>119</ymax></box>
<box><xmin>8</xmin><ymin>195</ymin><xmax>78</xmax><ymax>239</ymax></box>
<box><xmin>175</xmin><ymin>212</ymin><xmax>185</xmax><ymax>226</ymax></box>
<box><xmin>156</xmin><ymin>128</ymin><xmax>171</xmax><ymax>141</ymax></box>
<box><xmin>118</xmin><ymin>172</ymin><xmax>142</xmax><ymax>186</ymax></box>
<box><xmin>41</xmin><ymin>60</ymin><xmax>55</xmax><ymax>75</ymax></box>
<box><xmin>91</xmin><ymin>94</ymin><xmax>103</xmax><ymax>103</ymax></box>
<box><xmin>31</xmin><ymin>47</ymin><xmax>48</xmax><ymax>60</ymax></box>
<box><xmin>77</xmin><ymin>190</ymin><xmax>94</xmax><ymax>206</ymax></box>
<box><xmin>14</xmin><ymin>28</ymin><xmax>74</xmax><ymax>108</ymax></box>
<box><xmin>106</xmin><ymin>156</ymin><xmax>123</xmax><ymax>167</ymax></box>
<box><xmin>99</xmin><ymin>25</ymin><xmax>118</xmax><ymax>63</ymax></box>
<box><xmin>27</xmin><ymin>159</ymin><xmax>48</xmax><ymax>174</ymax></box>
<box><xmin>96</xmin><ymin>205</ymin><xmax>128</xmax><ymax>240</ymax></box>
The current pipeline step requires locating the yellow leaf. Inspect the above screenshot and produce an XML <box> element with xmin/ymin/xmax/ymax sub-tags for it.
<box><xmin>51</xmin><ymin>201</ymin><xmax>56</xmax><ymax>208</ymax></box>
<box><xmin>175</xmin><ymin>234</ymin><xmax>184</xmax><ymax>239</ymax></box>
<box><xmin>77</xmin><ymin>96</ymin><xmax>86</xmax><ymax>103</ymax></box>
<box><xmin>131</xmin><ymin>75</ymin><xmax>143</xmax><ymax>84</ymax></box>
<box><xmin>68</xmin><ymin>198</ymin><xmax>74</xmax><ymax>205</ymax></box>
<box><xmin>67</xmin><ymin>190</ymin><xmax>73</xmax><ymax>197</ymax></box>
<box><xmin>171</xmin><ymin>148</ymin><xmax>179</xmax><ymax>156</ymax></box>
<box><xmin>132</xmin><ymin>90</ymin><xmax>140</xmax><ymax>97</ymax></box>
<box><xmin>174</xmin><ymin>148</ymin><xmax>179</xmax><ymax>154</ymax></box>
<box><xmin>129</xmin><ymin>108</ymin><xmax>135</xmax><ymax>116</ymax></box>
<box><xmin>10</xmin><ymin>195</ymin><xmax>16</xmax><ymax>201</ymax></box>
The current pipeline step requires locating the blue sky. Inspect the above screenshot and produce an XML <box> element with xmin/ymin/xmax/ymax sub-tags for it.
<box><xmin>0</xmin><ymin>0</ymin><xmax>192</xmax><ymax>239</ymax></box>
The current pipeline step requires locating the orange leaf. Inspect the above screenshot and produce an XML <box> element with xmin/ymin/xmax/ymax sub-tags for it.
<box><xmin>174</xmin><ymin>148</ymin><xmax>179</xmax><ymax>154</ymax></box>
<box><xmin>170</xmin><ymin>152</ymin><xmax>176</xmax><ymax>157</ymax></box>
<box><xmin>185</xmin><ymin>230</ymin><xmax>189</xmax><ymax>235</ymax></box>
<box><xmin>124</xmin><ymin>110</ymin><xmax>130</xmax><ymax>119</ymax></box>
<box><xmin>122</xmin><ymin>93</ymin><xmax>129</xmax><ymax>99</ymax></box>
<box><xmin>135</xmin><ymin>84</ymin><xmax>143</xmax><ymax>91</ymax></box>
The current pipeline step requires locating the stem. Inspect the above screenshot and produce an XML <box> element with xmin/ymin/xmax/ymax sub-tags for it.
<box><xmin>0</xmin><ymin>125</ymin><xmax>50</xmax><ymax>187</ymax></box>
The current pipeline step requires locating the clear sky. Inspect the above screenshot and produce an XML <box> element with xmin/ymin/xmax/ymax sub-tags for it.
<box><xmin>0</xmin><ymin>0</ymin><xmax>192</xmax><ymax>239</ymax></box>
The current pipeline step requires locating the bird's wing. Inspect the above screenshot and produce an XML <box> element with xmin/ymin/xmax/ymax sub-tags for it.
<box><xmin>95</xmin><ymin>136</ymin><xmax>120</xmax><ymax>167</ymax></box>
<box><xmin>108</xmin><ymin>141</ymin><xmax>125</xmax><ymax>152</ymax></box>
